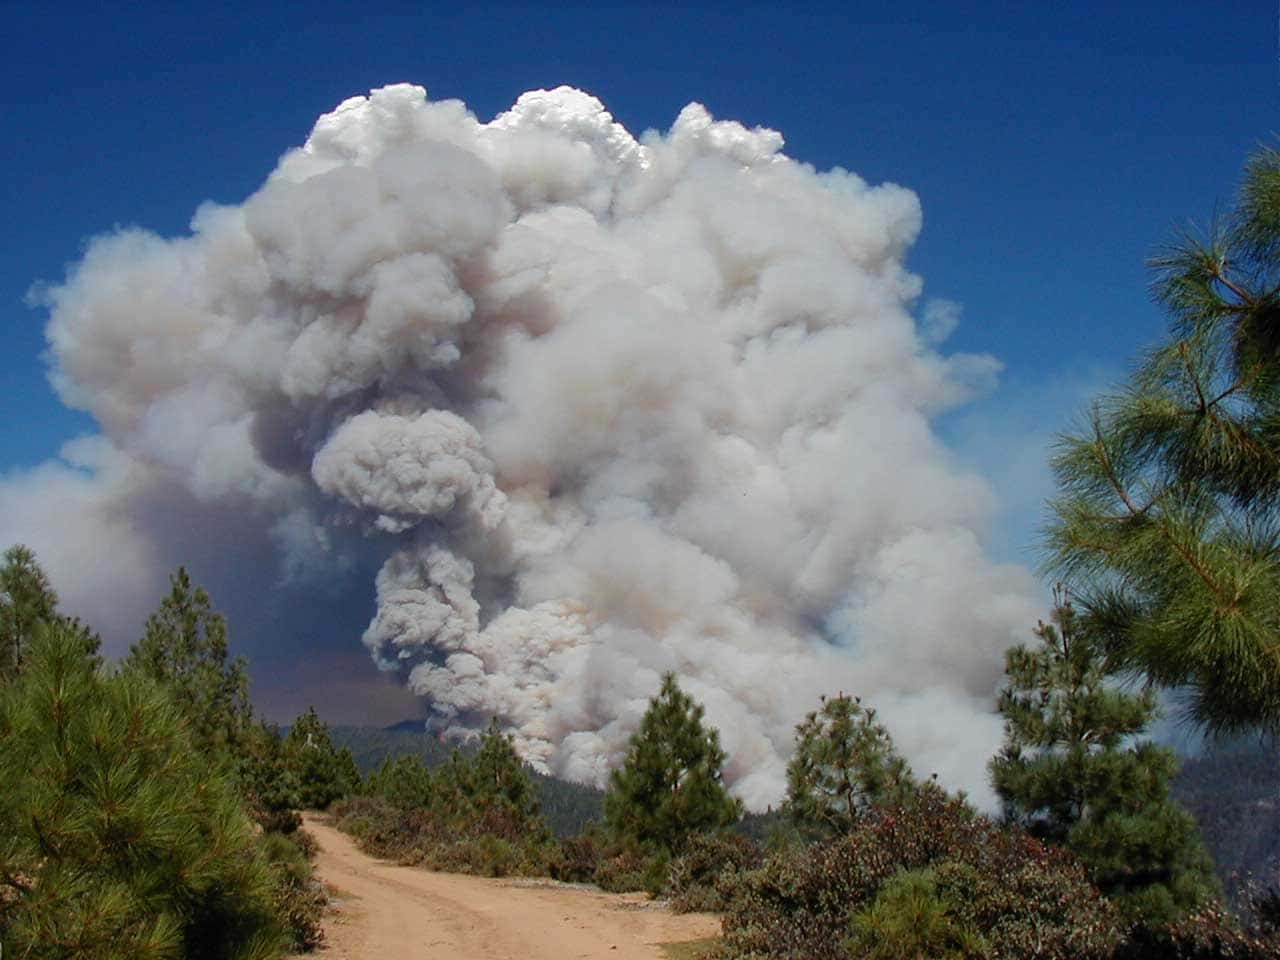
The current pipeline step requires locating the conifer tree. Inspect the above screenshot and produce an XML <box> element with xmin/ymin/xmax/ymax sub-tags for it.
<box><xmin>240</xmin><ymin>720</ymin><xmax>303</xmax><ymax>833</ymax></box>
<box><xmin>0</xmin><ymin>622</ymin><xmax>283</xmax><ymax>959</ymax></box>
<box><xmin>783</xmin><ymin>692</ymin><xmax>918</xmax><ymax>835</ymax></box>
<box><xmin>284</xmin><ymin>707</ymin><xmax>359</xmax><ymax>810</ymax></box>
<box><xmin>0</xmin><ymin>544</ymin><xmax>98</xmax><ymax>683</ymax></box>
<box><xmin>1046</xmin><ymin>145</ymin><xmax>1280</xmax><ymax>735</ymax></box>
<box><xmin>368</xmin><ymin>753</ymin><xmax>436</xmax><ymax>811</ymax></box>
<box><xmin>471</xmin><ymin>718</ymin><xmax>541</xmax><ymax>825</ymax></box>
<box><xmin>125</xmin><ymin>567</ymin><xmax>252</xmax><ymax>761</ymax></box>
<box><xmin>432</xmin><ymin>748</ymin><xmax>478</xmax><ymax>821</ymax></box>
<box><xmin>990</xmin><ymin>592</ymin><xmax>1217</xmax><ymax>926</ymax></box>
<box><xmin>604</xmin><ymin>673</ymin><xmax>742</xmax><ymax>852</ymax></box>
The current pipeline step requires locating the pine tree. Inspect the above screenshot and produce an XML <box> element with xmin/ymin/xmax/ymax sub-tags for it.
<box><xmin>0</xmin><ymin>544</ymin><xmax>98</xmax><ymax>683</ymax></box>
<box><xmin>783</xmin><ymin>692</ymin><xmax>918</xmax><ymax>835</ymax></box>
<box><xmin>1046</xmin><ymin>145</ymin><xmax>1280</xmax><ymax>735</ymax></box>
<box><xmin>604</xmin><ymin>673</ymin><xmax>742</xmax><ymax>852</ymax></box>
<box><xmin>240</xmin><ymin>720</ymin><xmax>303</xmax><ymax>834</ymax></box>
<box><xmin>125</xmin><ymin>567</ymin><xmax>252</xmax><ymax>761</ymax></box>
<box><xmin>990</xmin><ymin>592</ymin><xmax>1218</xmax><ymax>926</ymax></box>
<box><xmin>368</xmin><ymin>753</ymin><xmax>436</xmax><ymax>811</ymax></box>
<box><xmin>284</xmin><ymin>707</ymin><xmax>359</xmax><ymax>810</ymax></box>
<box><xmin>470</xmin><ymin>719</ymin><xmax>541</xmax><ymax>826</ymax></box>
<box><xmin>0</xmin><ymin>622</ymin><xmax>283</xmax><ymax>959</ymax></box>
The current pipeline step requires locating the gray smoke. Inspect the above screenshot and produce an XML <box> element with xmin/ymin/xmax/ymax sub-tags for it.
<box><xmin>10</xmin><ymin>85</ymin><xmax>1040</xmax><ymax>808</ymax></box>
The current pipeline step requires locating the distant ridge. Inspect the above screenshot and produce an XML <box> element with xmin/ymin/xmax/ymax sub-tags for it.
<box><xmin>382</xmin><ymin>718</ymin><xmax>429</xmax><ymax>734</ymax></box>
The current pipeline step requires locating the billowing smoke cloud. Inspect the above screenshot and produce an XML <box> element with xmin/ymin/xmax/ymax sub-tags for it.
<box><xmin>12</xmin><ymin>85</ymin><xmax>1040</xmax><ymax>808</ymax></box>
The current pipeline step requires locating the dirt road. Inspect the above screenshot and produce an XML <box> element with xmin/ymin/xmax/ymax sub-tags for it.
<box><xmin>296</xmin><ymin>815</ymin><xmax>721</xmax><ymax>960</ymax></box>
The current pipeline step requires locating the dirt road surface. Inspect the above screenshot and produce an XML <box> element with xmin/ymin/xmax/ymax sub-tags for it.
<box><xmin>295</xmin><ymin>815</ymin><xmax>721</xmax><ymax>960</ymax></box>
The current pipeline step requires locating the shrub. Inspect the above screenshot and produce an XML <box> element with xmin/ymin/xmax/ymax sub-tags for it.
<box><xmin>666</xmin><ymin>831</ymin><xmax>762</xmax><ymax>913</ymax></box>
<box><xmin>331</xmin><ymin>794</ymin><xmax>399</xmax><ymax>844</ymax></box>
<box><xmin>846</xmin><ymin>867</ymin><xmax>986</xmax><ymax>960</ymax></box>
<box><xmin>259</xmin><ymin>831</ymin><xmax>325</xmax><ymax>952</ymax></box>
<box><xmin>332</xmin><ymin>793</ymin><xmax>557</xmax><ymax>877</ymax></box>
<box><xmin>292</xmin><ymin>827</ymin><xmax>320</xmax><ymax>862</ymax></box>
<box><xmin>552</xmin><ymin>834</ymin><xmax>605</xmax><ymax>883</ymax></box>
<box><xmin>594</xmin><ymin>848</ymin><xmax>670</xmax><ymax>895</ymax></box>
<box><xmin>718</xmin><ymin>792</ymin><xmax>1120</xmax><ymax>960</ymax></box>
<box><xmin>1113</xmin><ymin>901</ymin><xmax>1280</xmax><ymax>960</ymax></box>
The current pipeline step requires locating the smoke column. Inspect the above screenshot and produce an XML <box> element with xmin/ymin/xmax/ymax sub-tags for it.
<box><xmin>19</xmin><ymin>85</ymin><xmax>1039</xmax><ymax>807</ymax></box>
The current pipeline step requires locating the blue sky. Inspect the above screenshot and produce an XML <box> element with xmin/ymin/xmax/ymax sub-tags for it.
<box><xmin>0</xmin><ymin>3</ymin><xmax>1275</xmax><ymax>732</ymax></box>
<box><xmin>4</xmin><ymin>2</ymin><xmax>1273</xmax><ymax>494</ymax></box>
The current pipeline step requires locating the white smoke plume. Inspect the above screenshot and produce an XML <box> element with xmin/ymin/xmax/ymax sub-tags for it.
<box><xmin>14</xmin><ymin>84</ymin><xmax>1041</xmax><ymax>808</ymax></box>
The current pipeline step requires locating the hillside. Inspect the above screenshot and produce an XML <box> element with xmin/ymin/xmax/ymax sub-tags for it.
<box><xmin>1171</xmin><ymin>738</ymin><xmax>1280</xmax><ymax>894</ymax></box>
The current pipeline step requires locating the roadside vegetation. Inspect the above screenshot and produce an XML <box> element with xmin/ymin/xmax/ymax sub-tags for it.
<box><xmin>2</xmin><ymin>144</ymin><xmax>1279</xmax><ymax>959</ymax></box>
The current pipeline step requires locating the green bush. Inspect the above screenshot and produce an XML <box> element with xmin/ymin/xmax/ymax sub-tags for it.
<box><xmin>846</xmin><ymin>867</ymin><xmax>986</xmax><ymax>960</ymax></box>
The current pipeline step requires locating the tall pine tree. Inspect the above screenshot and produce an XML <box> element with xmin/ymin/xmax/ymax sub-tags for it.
<box><xmin>604</xmin><ymin>673</ymin><xmax>741</xmax><ymax>852</ymax></box>
<box><xmin>990</xmin><ymin>592</ymin><xmax>1217</xmax><ymax>927</ymax></box>
<box><xmin>125</xmin><ymin>567</ymin><xmax>251</xmax><ymax>762</ymax></box>
<box><xmin>471</xmin><ymin>718</ymin><xmax>541</xmax><ymax>825</ymax></box>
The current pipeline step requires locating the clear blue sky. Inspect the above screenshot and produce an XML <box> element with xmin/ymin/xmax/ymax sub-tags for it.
<box><xmin>2</xmin><ymin>0</ymin><xmax>1275</xmax><ymax>548</ymax></box>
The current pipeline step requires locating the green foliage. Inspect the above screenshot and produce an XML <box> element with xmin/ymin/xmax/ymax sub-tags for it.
<box><xmin>284</xmin><ymin>707</ymin><xmax>361</xmax><ymax>810</ymax></box>
<box><xmin>846</xmin><ymin>867</ymin><xmax>987</xmax><ymax>960</ymax></box>
<box><xmin>783</xmin><ymin>692</ymin><xmax>917</xmax><ymax>836</ymax></box>
<box><xmin>124</xmin><ymin>567</ymin><xmax>252</xmax><ymax>762</ymax></box>
<box><xmin>0</xmin><ymin>544</ymin><xmax>98</xmax><ymax>683</ymax></box>
<box><xmin>990</xmin><ymin>594</ymin><xmax>1218</xmax><ymax>927</ymax></box>
<box><xmin>718</xmin><ymin>791</ymin><xmax>1121</xmax><ymax>960</ymax></box>
<box><xmin>469</xmin><ymin>718</ymin><xmax>541</xmax><ymax>823</ymax></box>
<box><xmin>240</xmin><ymin>721</ymin><xmax>303</xmax><ymax>834</ymax></box>
<box><xmin>330</xmin><ymin>721</ymin><xmax>555</xmax><ymax>878</ymax></box>
<box><xmin>330</xmin><ymin>723</ymin><xmax>605</xmax><ymax>837</ymax></box>
<box><xmin>604</xmin><ymin>673</ymin><xmax>742</xmax><ymax>853</ymax></box>
<box><xmin>331</xmin><ymin>795</ymin><xmax>558</xmax><ymax>878</ymax></box>
<box><xmin>368</xmin><ymin>753</ymin><xmax>436</xmax><ymax>811</ymax></box>
<box><xmin>258</xmin><ymin>831</ymin><xmax>325</xmax><ymax>952</ymax></box>
<box><xmin>0</xmin><ymin>622</ymin><xmax>284</xmax><ymax>960</ymax></box>
<box><xmin>1045</xmin><ymin>145</ymin><xmax>1280</xmax><ymax>736</ymax></box>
